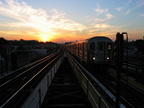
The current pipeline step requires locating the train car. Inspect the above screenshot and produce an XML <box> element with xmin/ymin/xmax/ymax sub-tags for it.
<box><xmin>65</xmin><ymin>36</ymin><xmax>113</xmax><ymax>70</ymax></box>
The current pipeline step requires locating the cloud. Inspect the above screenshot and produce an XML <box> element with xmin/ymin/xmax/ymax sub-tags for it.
<box><xmin>94</xmin><ymin>4</ymin><xmax>108</xmax><ymax>16</ymax></box>
<box><xmin>124</xmin><ymin>10</ymin><xmax>131</xmax><ymax>15</ymax></box>
<box><xmin>94</xmin><ymin>24</ymin><xmax>113</xmax><ymax>29</ymax></box>
<box><xmin>94</xmin><ymin>13</ymin><xmax>113</xmax><ymax>23</ymax></box>
<box><xmin>120</xmin><ymin>0</ymin><xmax>144</xmax><ymax>16</ymax></box>
<box><xmin>140</xmin><ymin>14</ymin><xmax>144</xmax><ymax>16</ymax></box>
<box><xmin>94</xmin><ymin>3</ymin><xmax>113</xmax><ymax>22</ymax></box>
<box><xmin>0</xmin><ymin>0</ymin><xmax>44</xmax><ymax>22</ymax></box>
<box><xmin>95</xmin><ymin>18</ymin><xmax>105</xmax><ymax>22</ymax></box>
<box><xmin>105</xmin><ymin>13</ymin><xmax>113</xmax><ymax>19</ymax></box>
<box><xmin>95</xmin><ymin>8</ymin><xmax>108</xmax><ymax>15</ymax></box>
<box><xmin>116</xmin><ymin>7</ymin><xmax>124</xmax><ymax>11</ymax></box>
<box><xmin>0</xmin><ymin>0</ymin><xmax>121</xmax><ymax>42</ymax></box>
<box><xmin>137</xmin><ymin>0</ymin><xmax>144</xmax><ymax>7</ymax></box>
<box><xmin>0</xmin><ymin>0</ymin><xmax>87</xmax><ymax>39</ymax></box>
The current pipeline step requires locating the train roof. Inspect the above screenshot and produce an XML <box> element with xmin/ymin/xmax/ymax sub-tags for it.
<box><xmin>76</xmin><ymin>36</ymin><xmax>112</xmax><ymax>43</ymax></box>
<box><xmin>86</xmin><ymin>36</ymin><xmax>113</xmax><ymax>42</ymax></box>
<box><xmin>65</xmin><ymin>36</ymin><xmax>113</xmax><ymax>45</ymax></box>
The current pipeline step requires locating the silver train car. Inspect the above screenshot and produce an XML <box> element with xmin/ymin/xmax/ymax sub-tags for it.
<box><xmin>65</xmin><ymin>36</ymin><xmax>113</xmax><ymax>70</ymax></box>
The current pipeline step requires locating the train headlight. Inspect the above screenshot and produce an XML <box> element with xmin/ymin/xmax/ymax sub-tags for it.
<box><xmin>107</xmin><ymin>57</ymin><xmax>109</xmax><ymax>60</ymax></box>
<box><xmin>93</xmin><ymin>57</ymin><xmax>96</xmax><ymax>60</ymax></box>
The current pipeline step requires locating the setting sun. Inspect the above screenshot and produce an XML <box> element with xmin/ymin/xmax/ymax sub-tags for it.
<box><xmin>40</xmin><ymin>35</ymin><xmax>49</xmax><ymax>42</ymax></box>
<box><xmin>39</xmin><ymin>34</ymin><xmax>54</xmax><ymax>42</ymax></box>
<box><xmin>0</xmin><ymin>0</ymin><xmax>143</xmax><ymax>43</ymax></box>
<box><xmin>42</xmin><ymin>37</ymin><xmax>48</xmax><ymax>42</ymax></box>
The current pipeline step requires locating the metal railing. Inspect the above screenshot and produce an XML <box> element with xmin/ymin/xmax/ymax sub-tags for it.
<box><xmin>66</xmin><ymin>52</ymin><xmax>116</xmax><ymax>108</ymax></box>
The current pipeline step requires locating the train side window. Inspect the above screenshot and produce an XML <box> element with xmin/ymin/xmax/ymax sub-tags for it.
<box><xmin>98</xmin><ymin>42</ymin><xmax>104</xmax><ymax>50</ymax></box>
<box><xmin>76</xmin><ymin>44</ymin><xmax>78</xmax><ymax>49</ymax></box>
<box><xmin>90</xmin><ymin>43</ymin><xmax>95</xmax><ymax>50</ymax></box>
<box><xmin>80</xmin><ymin>44</ymin><xmax>82</xmax><ymax>50</ymax></box>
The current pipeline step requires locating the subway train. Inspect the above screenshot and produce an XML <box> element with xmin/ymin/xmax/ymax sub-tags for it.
<box><xmin>65</xmin><ymin>36</ymin><xmax>113</xmax><ymax>70</ymax></box>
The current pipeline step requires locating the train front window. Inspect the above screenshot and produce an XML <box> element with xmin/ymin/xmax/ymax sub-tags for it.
<box><xmin>98</xmin><ymin>42</ymin><xmax>104</xmax><ymax>50</ymax></box>
<box><xmin>107</xmin><ymin>43</ymin><xmax>112</xmax><ymax>51</ymax></box>
<box><xmin>90</xmin><ymin>43</ymin><xmax>95</xmax><ymax>50</ymax></box>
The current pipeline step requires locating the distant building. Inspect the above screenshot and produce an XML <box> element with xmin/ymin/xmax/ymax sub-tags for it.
<box><xmin>0</xmin><ymin>37</ymin><xmax>58</xmax><ymax>71</ymax></box>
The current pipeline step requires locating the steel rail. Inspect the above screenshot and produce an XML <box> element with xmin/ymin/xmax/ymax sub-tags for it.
<box><xmin>66</xmin><ymin>51</ymin><xmax>118</xmax><ymax>108</ymax></box>
<box><xmin>67</xmin><ymin>51</ymin><xmax>142</xmax><ymax>108</ymax></box>
<box><xmin>0</xmin><ymin>51</ymin><xmax>63</xmax><ymax>107</ymax></box>
<box><xmin>0</xmin><ymin>52</ymin><xmax>57</xmax><ymax>84</ymax></box>
<box><xmin>0</xmin><ymin>53</ymin><xmax>57</xmax><ymax>88</ymax></box>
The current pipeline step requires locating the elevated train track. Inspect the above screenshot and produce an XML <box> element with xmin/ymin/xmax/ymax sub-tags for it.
<box><xmin>42</xmin><ymin>56</ymin><xmax>93</xmax><ymax>108</ymax></box>
<box><xmin>0</xmin><ymin>49</ymin><xmax>64</xmax><ymax>108</ymax></box>
<box><xmin>67</xmin><ymin>51</ymin><xmax>144</xmax><ymax>108</ymax></box>
<box><xmin>122</xmin><ymin>56</ymin><xmax>144</xmax><ymax>79</ymax></box>
<box><xmin>0</xmin><ymin>52</ymin><xmax>59</xmax><ymax>86</ymax></box>
<box><xmin>104</xmin><ymin>69</ymin><xmax>144</xmax><ymax>108</ymax></box>
<box><xmin>0</xmin><ymin>48</ymin><xmax>144</xmax><ymax>108</ymax></box>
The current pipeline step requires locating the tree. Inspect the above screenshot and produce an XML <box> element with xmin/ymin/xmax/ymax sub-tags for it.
<box><xmin>0</xmin><ymin>37</ymin><xmax>7</xmax><ymax>45</ymax></box>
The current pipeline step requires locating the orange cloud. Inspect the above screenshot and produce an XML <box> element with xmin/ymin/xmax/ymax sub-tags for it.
<box><xmin>0</xmin><ymin>0</ymin><xmax>87</xmax><ymax>42</ymax></box>
<box><xmin>1</xmin><ymin>0</ymin><xmax>140</xmax><ymax>43</ymax></box>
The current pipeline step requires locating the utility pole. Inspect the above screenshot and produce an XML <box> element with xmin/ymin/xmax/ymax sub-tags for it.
<box><xmin>114</xmin><ymin>32</ymin><xmax>128</xmax><ymax>108</ymax></box>
<box><xmin>115</xmin><ymin>32</ymin><xmax>123</xmax><ymax>108</ymax></box>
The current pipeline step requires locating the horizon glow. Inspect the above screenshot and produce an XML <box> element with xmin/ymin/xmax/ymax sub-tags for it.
<box><xmin>0</xmin><ymin>0</ymin><xmax>144</xmax><ymax>43</ymax></box>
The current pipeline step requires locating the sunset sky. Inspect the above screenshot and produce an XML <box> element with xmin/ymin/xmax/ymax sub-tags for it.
<box><xmin>0</xmin><ymin>0</ymin><xmax>144</xmax><ymax>43</ymax></box>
